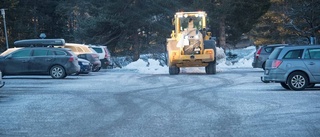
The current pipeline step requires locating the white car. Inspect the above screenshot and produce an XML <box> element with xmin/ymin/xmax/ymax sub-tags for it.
<box><xmin>88</xmin><ymin>45</ymin><xmax>113</xmax><ymax>68</ymax></box>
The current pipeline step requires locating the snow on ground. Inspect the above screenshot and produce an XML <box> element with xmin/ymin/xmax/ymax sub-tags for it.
<box><xmin>118</xmin><ymin>46</ymin><xmax>257</xmax><ymax>74</ymax></box>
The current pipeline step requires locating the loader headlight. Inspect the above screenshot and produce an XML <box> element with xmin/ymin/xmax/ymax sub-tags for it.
<box><xmin>195</xmin><ymin>35</ymin><xmax>199</xmax><ymax>39</ymax></box>
<box><xmin>184</xmin><ymin>36</ymin><xmax>189</xmax><ymax>39</ymax></box>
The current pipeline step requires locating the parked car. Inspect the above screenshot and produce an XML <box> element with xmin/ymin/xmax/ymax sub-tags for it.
<box><xmin>77</xmin><ymin>58</ymin><xmax>92</xmax><ymax>75</ymax></box>
<box><xmin>60</xmin><ymin>43</ymin><xmax>101</xmax><ymax>72</ymax></box>
<box><xmin>0</xmin><ymin>70</ymin><xmax>4</xmax><ymax>88</ymax></box>
<box><xmin>89</xmin><ymin>45</ymin><xmax>113</xmax><ymax>69</ymax></box>
<box><xmin>261</xmin><ymin>45</ymin><xmax>320</xmax><ymax>90</ymax></box>
<box><xmin>252</xmin><ymin>44</ymin><xmax>288</xmax><ymax>70</ymax></box>
<box><xmin>0</xmin><ymin>39</ymin><xmax>80</xmax><ymax>79</ymax></box>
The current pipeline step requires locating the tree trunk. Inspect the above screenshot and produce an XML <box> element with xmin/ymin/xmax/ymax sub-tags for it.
<box><xmin>133</xmin><ymin>34</ymin><xmax>140</xmax><ymax>61</ymax></box>
<box><xmin>219</xmin><ymin>15</ymin><xmax>226</xmax><ymax>50</ymax></box>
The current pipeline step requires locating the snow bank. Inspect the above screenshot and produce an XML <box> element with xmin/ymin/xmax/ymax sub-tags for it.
<box><xmin>120</xmin><ymin>46</ymin><xmax>256</xmax><ymax>74</ymax></box>
<box><xmin>124</xmin><ymin>59</ymin><xmax>168</xmax><ymax>74</ymax></box>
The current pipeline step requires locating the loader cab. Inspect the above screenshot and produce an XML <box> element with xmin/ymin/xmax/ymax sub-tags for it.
<box><xmin>174</xmin><ymin>12</ymin><xmax>207</xmax><ymax>34</ymax></box>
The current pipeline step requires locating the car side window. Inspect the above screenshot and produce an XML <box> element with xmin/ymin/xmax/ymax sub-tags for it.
<box><xmin>93</xmin><ymin>47</ymin><xmax>103</xmax><ymax>53</ymax></box>
<box><xmin>55</xmin><ymin>51</ymin><xmax>67</xmax><ymax>56</ymax></box>
<box><xmin>33</xmin><ymin>49</ymin><xmax>48</xmax><ymax>56</ymax></box>
<box><xmin>11</xmin><ymin>49</ymin><xmax>32</xmax><ymax>58</ymax></box>
<box><xmin>283</xmin><ymin>49</ymin><xmax>303</xmax><ymax>59</ymax></box>
<box><xmin>264</xmin><ymin>47</ymin><xmax>274</xmax><ymax>53</ymax></box>
<box><xmin>47</xmin><ymin>50</ymin><xmax>54</xmax><ymax>56</ymax></box>
<box><xmin>307</xmin><ymin>48</ymin><xmax>320</xmax><ymax>59</ymax></box>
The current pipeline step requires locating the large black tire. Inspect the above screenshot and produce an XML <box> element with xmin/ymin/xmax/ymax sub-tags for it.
<box><xmin>205</xmin><ymin>61</ymin><xmax>216</xmax><ymax>74</ymax></box>
<box><xmin>50</xmin><ymin>65</ymin><xmax>66</xmax><ymax>79</ymax></box>
<box><xmin>287</xmin><ymin>72</ymin><xmax>309</xmax><ymax>91</ymax></box>
<box><xmin>169</xmin><ymin>66</ymin><xmax>180</xmax><ymax>75</ymax></box>
<box><xmin>280</xmin><ymin>82</ymin><xmax>290</xmax><ymax>90</ymax></box>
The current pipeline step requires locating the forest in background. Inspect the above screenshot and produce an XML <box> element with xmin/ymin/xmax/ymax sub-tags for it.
<box><xmin>0</xmin><ymin>0</ymin><xmax>319</xmax><ymax>60</ymax></box>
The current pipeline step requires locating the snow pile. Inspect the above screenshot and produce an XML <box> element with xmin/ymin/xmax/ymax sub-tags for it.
<box><xmin>120</xmin><ymin>46</ymin><xmax>256</xmax><ymax>74</ymax></box>
<box><xmin>124</xmin><ymin>58</ymin><xmax>168</xmax><ymax>74</ymax></box>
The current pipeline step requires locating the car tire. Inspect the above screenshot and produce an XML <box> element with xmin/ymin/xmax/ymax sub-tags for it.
<box><xmin>169</xmin><ymin>66</ymin><xmax>180</xmax><ymax>75</ymax></box>
<box><xmin>280</xmin><ymin>82</ymin><xmax>290</xmax><ymax>90</ymax></box>
<box><xmin>205</xmin><ymin>61</ymin><xmax>216</xmax><ymax>74</ymax></box>
<box><xmin>287</xmin><ymin>72</ymin><xmax>308</xmax><ymax>91</ymax></box>
<box><xmin>92</xmin><ymin>66</ymin><xmax>101</xmax><ymax>72</ymax></box>
<box><xmin>50</xmin><ymin>65</ymin><xmax>66</xmax><ymax>79</ymax></box>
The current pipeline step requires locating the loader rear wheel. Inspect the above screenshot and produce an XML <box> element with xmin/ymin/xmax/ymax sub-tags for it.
<box><xmin>169</xmin><ymin>66</ymin><xmax>180</xmax><ymax>75</ymax></box>
<box><xmin>205</xmin><ymin>61</ymin><xmax>216</xmax><ymax>74</ymax></box>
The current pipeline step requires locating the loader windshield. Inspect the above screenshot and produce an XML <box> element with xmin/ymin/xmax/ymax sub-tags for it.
<box><xmin>180</xmin><ymin>16</ymin><xmax>203</xmax><ymax>31</ymax></box>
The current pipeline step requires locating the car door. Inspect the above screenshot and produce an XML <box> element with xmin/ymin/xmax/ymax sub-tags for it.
<box><xmin>29</xmin><ymin>49</ymin><xmax>55</xmax><ymax>73</ymax></box>
<box><xmin>303</xmin><ymin>48</ymin><xmax>320</xmax><ymax>81</ymax></box>
<box><xmin>4</xmin><ymin>49</ymin><xmax>32</xmax><ymax>74</ymax></box>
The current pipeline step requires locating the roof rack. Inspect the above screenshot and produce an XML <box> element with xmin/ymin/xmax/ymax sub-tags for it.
<box><xmin>14</xmin><ymin>39</ymin><xmax>65</xmax><ymax>47</ymax></box>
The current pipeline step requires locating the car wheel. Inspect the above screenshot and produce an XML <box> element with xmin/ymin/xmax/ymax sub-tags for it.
<box><xmin>287</xmin><ymin>72</ymin><xmax>308</xmax><ymax>91</ymax></box>
<box><xmin>280</xmin><ymin>82</ymin><xmax>290</xmax><ymax>90</ymax></box>
<box><xmin>50</xmin><ymin>65</ymin><xmax>66</xmax><ymax>79</ymax></box>
<box><xmin>205</xmin><ymin>61</ymin><xmax>216</xmax><ymax>74</ymax></box>
<box><xmin>92</xmin><ymin>66</ymin><xmax>101</xmax><ymax>72</ymax></box>
<box><xmin>169</xmin><ymin>66</ymin><xmax>179</xmax><ymax>75</ymax></box>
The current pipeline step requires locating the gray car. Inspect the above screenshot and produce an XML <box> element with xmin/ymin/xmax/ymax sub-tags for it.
<box><xmin>0</xmin><ymin>39</ymin><xmax>81</xmax><ymax>79</ymax></box>
<box><xmin>261</xmin><ymin>45</ymin><xmax>320</xmax><ymax>90</ymax></box>
<box><xmin>252</xmin><ymin>44</ymin><xmax>288</xmax><ymax>69</ymax></box>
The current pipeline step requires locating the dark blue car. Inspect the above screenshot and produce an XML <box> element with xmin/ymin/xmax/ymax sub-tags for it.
<box><xmin>77</xmin><ymin>58</ymin><xmax>92</xmax><ymax>75</ymax></box>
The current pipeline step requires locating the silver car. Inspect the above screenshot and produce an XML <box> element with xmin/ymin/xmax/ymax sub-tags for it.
<box><xmin>261</xmin><ymin>45</ymin><xmax>320</xmax><ymax>90</ymax></box>
<box><xmin>252</xmin><ymin>44</ymin><xmax>288</xmax><ymax>70</ymax></box>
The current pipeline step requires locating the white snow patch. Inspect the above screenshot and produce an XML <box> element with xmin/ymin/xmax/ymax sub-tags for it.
<box><xmin>121</xmin><ymin>46</ymin><xmax>257</xmax><ymax>74</ymax></box>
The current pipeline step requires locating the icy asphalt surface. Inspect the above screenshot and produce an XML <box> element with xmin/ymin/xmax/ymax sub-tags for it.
<box><xmin>0</xmin><ymin>68</ymin><xmax>320</xmax><ymax>137</ymax></box>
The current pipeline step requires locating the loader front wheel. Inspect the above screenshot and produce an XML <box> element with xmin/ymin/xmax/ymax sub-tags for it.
<box><xmin>205</xmin><ymin>61</ymin><xmax>216</xmax><ymax>74</ymax></box>
<box><xmin>169</xmin><ymin>66</ymin><xmax>180</xmax><ymax>75</ymax></box>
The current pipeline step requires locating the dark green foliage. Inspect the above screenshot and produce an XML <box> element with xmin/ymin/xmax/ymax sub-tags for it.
<box><xmin>2</xmin><ymin>0</ymin><xmax>315</xmax><ymax>56</ymax></box>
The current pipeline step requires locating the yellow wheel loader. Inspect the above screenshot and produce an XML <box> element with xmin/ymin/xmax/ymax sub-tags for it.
<box><xmin>167</xmin><ymin>11</ymin><xmax>217</xmax><ymax>75</ymax></box>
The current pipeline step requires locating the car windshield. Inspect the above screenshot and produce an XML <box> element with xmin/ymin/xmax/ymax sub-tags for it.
<box><xmin>0</xmin><ymin>48</ymin><xmax>22</xmax><ymax>56</ymax></box>
<box><xmin>268</xmin><ymin>47</ymin><xmax>283</xmax><ymax>59</ymax></box>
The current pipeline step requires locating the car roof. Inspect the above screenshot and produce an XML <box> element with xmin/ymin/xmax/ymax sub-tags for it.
<box><xmin>65</xmin><ymin>43</ymin><xmax>88</xmax><ymax>47</ymax></box>
<box><xmin>14</xmin><ymin>39</ymin><xmax>65</xmax><ymax>47</ymax></box>
<box><xmin>282</xmin><ymin>45</ymin><xmax>320</xmax><ymax>49</ymax></box>
<box><xmin>263</xmin><ymin>44</ymin><xmax>289</xmax><ymax>47</ymax></box>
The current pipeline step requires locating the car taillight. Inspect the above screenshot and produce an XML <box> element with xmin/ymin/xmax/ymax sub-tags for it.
<box><xmin>272</xmin><ymin>60</ymin><xmax>282</xmax><ymax>68</ymax></box>
<box><xmin>68</xmin><ymin>57</ymin><xmax>75</xmax><ymax>62</ymax></box>
<box><xmin>104</xmin><ymin>48</ymin><xmax>108</xmax><ymax>59</ymax></box>
<box><xmin>255</xmin><ymin>47</ymin><xmax>262</xmax><ymax>58</ymax></box>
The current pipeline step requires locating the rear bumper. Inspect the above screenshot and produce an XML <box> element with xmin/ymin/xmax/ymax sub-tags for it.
<box><xmin>261</xmin><ymin>69</ymin><xmax>286</xmax><ymax>83</ymax></box>
<box><xmin>66</xmin><ymin>64</ymin><xmax>80</xmax><ymax>75</ymax></box>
